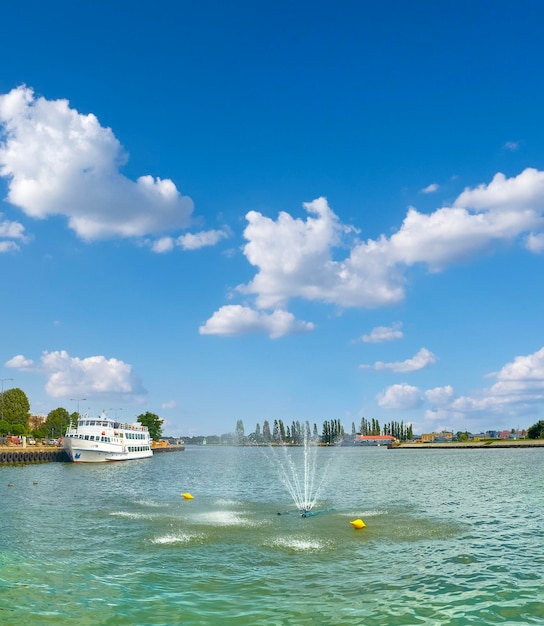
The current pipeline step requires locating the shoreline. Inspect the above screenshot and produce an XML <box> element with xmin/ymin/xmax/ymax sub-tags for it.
<box><xmin>392</xmin><ymin>440</ymin><xmax>544</xmax><ymax>449</ymax></box>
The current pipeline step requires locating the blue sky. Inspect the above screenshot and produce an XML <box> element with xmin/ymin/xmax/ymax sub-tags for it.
<box><xmin>1</xmin><ymin>0</ymin><xmax>544</xmax><ymax>436</ymax></box>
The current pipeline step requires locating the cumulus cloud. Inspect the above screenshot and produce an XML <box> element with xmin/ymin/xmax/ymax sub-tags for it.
<box><xmin>421</xmin><ymin>183</ymin><xmax>439</xmax><ymax>193</ymax></box>
<box><xmin>526</xmin><ymin>232</ymin><xmax>544</xmax><ymax>253</ymax></box>
<box><xmin>199</xmin><ymin>305</ymin><xmax>314</xmax><ymax>339</ymax></box>
<box><xmin>7</xmin><ymin>349</ymin><xmax>146</xmax><ymax>400</ymax></box>
<box><xmin>361</xmin><ymin>322</ymin><xmax>403</xmax><ymax>343</ymax></box>
<box><xmin>201</xmin><ymin>168</ymin><xmax>544</xmax><ymax>337</ymax></box>
<box><xmin>5</xmin><ymin>354</ymin><xmax>34</xmax><ymax>369</ymax></box>
<box><xmin>0</xmin><ymin>213</ymin><xmax>29</xmax><ymax>252</ymax></box>
<box><xmin>0</xmin><ymin>86</ymin><xmax>194</xmax><ymax>240</ymax></box>
<box><xmin>177</xmin><ymin>229</ymin><xmax>229</xmax><ymax>250</ymax></box>
<box><xmin>151</xmin><ymin>228</ymin><xmax>230</xmax><ymax>253</ymax></box>
<box><xmin>361</xmin><ymin>347</ymin><xmax>437</xmax><ymax>373</ymax></box>
<box><xmin>378</xmin><ymin>384</ymin><xmax>422</xmax><ymax>409</ymax></box>
<box><xmin>487</xmin><ymin>347</ymin><xmax>544</xmax><ymax>398</ymax></box>
<box><xmin>425</xmin><ymin>385</ymin><xmax>454</xmax><ymax>406</ymax></box>
<box><xmin>454</xmin><ymin>168</ymin><xmax>544</xmax><ymax>213</ymax></box>
<box><xmin>234</xmin><ymin>171</ymin><xmax>544</xmax><ymax>310</ymax></box>
<box><xmin>419</xmin><ymin>347</ymin><xmax>544</xmax><ymax>428</ymax></box>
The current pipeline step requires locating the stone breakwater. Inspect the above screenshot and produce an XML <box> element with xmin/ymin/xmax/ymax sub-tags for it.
<box><xmin>0</xmin><ymin>446</ymin><xmax>69</xmax><ymax>464</ymax></box>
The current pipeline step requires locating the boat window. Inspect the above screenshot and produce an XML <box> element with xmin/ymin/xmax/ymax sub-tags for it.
<box><xmin>84</xmin><ymin>435</ymin><xmax>89</xmax><ymax>440</ymax></box>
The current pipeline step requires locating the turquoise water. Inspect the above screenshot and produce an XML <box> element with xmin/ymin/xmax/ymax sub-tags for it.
<box><xmin>1</xmin><ymin>446</ymin><xmax>543</xmax><ymax>625</ymax></box>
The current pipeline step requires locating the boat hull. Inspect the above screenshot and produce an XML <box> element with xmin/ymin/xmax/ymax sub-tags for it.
<box><xmin>63</xmin><ymin>437</ymin><xmax>153</xmax><ymax>463</ymax></box>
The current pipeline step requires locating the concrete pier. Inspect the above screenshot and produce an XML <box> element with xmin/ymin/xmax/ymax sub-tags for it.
<box><xmin>0</xmin><ymin>446</ymin><xmax>69</xmax><ymax>464</ymax></box>
<box><xmin>0</xmin><ymin>444</ymin><xmax>185</xmax><ymax>464</ymax></box>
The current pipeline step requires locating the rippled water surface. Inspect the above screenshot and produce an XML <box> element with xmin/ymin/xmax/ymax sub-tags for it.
<box><xmin>1</xmin><ymin>446</ymin><xmax>543</xmax><ymax>625</ymax></box>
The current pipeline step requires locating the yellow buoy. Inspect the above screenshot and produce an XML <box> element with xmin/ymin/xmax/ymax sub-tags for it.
<box><xmin>181</xmin><ymin>493</ymin><xmax>194</xmax><ymax>499</ymax></box>
<box><xmin>350</xmin><ymin>518</ymin><xmax>366</xmax><ymax>529</ymax></box>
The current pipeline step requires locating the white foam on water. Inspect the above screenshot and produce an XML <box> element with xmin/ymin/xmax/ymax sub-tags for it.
<box><xmin>213</xmin><ymin>498</ymin><xmax>241</xmax><ymax>507</ymax></box>
<box><xmin>197</xmin><ymin>510</ymin><xmax>258</xmax><ymax>527</ymax></box>
<box><xmin>342</xmin><ymin>509</ymin><xmax>386</xmax><ymax>519</ymax></box>
<box><xmin>110</xmin><ymin>511</ymin><xmax>156</xmax><ymax>520</ymax></box>
<box><xmin>133</xmin><ymin>499</ymin><xmax>165</xmax><ymax>508</ymax></box>
<box><xmin>265</xmin><ymin>536</ymin><xmax>330</xmax><ymax>552</ymax></box>
<box><xmin>151</xmin><ymin>532</ymin><xmax>204</xmax><ymax>545</ymax></box>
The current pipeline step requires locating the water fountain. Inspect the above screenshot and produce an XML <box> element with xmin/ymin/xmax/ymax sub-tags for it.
<box><xmin>266</xmin><ymin>428</ymin><xmax>335</xmax><ymax>517</ymax></box>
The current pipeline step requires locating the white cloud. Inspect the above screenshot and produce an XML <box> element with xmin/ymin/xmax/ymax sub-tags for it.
<box><xmin>425</xmin><ymin>385</ymin><xmax>454</xmax><ymax>406</ymax></box>
<box><xmin>7</xmin><ymin>349</ymin><xmax>146</xmax><ymax>400</ymax></box>
<box><xmin>504</xmin><ymin>141</ymin><xmax>520</xmax><ymax>151</ymax></box>
<box><xmin>421</xmin><ymin>183</ymin><xmax>439</xmax><ymax>193</ymax></box>
<box><xmin>0</xmin><ymin>86</ymin><xmax>194</xmax><ymax>240</ymax></box>
<box><xmin>0</xmin><ymin>212</ymin><xmax>29</xmax><ymax>252</ymax></box>
<box><xmin>199</xmin><ymin>305</ymin><xmax>314</xmax><ymax>339</ymax></box>
<box><xmin>161</xmin><ymin>400</ymin><xmax>176</xmax><ymax>410</ymax></box>
<box><xmin>5</xmin><ymin>354</ymin><xmax>34</xmax><ymax>369</ymax></box>
<box><xmin>152</xmin><ymin>237</ymin><xmax>175</xmax><ymax>253</ymax></box>
<box><xmin>488</xmin><ymin>347</ymin><xmax>544</xmax><ymax>398</ymax></box>
<box><xmin>203</xmin><ymin>168</ymin><xmax>544</xmax><ymax>337</ymax></box>
<box><xmin>526</xmin><ymin>232</ymin><xmax>544</xmax><ymax>253</ymax></box>
<box><xmin>454</xmin><ymin>168</ymin><xmax>544</xmax><ymax>213</ymax></box>
<box><xmin>177</xmin><ymin>229</ymin><xmax>229</xmax><ymax>250</ymax></box>
<box><xmin>361</xmin><ymin>347</ymin><xmax>437</xmax><ymax>373</ymax></box>
<box><xmin>0</xmin><ymin>241</ymin><xmax>20</xmax><ymax>253</ymax></box>
<box><xmin>237</xmin><ymin>171</ymin><xmax>544</xmax><ymax>309</ymax></box>
<box><xmin>238</xmin><ymin>196</ymin><xmax>404</xmax><ymax>310</ymax></box>
<box><xmin>378</xmin><ymin>384</ymin><xmax>422</xmax><ymax>409</ymax></box>
<box><xmin>361</xmin><ymin>322</ymin><xmax>403</xmax><ymax>343</ymax></box>
<box><xmin>418</xmin><ymin>347</ymin><xmax>544</xmax><ymax>427</ymax></box>
<box><xmin>151</xmin><ymin>229</ymin><xmax>229</xmax><ymax>253</ymax></box>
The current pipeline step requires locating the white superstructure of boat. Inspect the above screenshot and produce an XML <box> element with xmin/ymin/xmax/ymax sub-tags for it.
<box><xmin>63</xmin><ymin>411</ymin><xmax>153</xmax><ymax>463</ymax></box>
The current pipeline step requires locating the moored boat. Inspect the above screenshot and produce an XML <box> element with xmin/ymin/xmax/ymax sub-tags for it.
<box><xmin>63</xmin><ymin>411</ymin><xmax>153</xmax><ymax>463</ymax></box>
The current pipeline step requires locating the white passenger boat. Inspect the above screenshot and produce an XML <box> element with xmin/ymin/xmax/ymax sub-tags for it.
<box><xmin>63</xmin><ymin>412</ymin><xmax>153</xmax><ymax>463</ymax></box>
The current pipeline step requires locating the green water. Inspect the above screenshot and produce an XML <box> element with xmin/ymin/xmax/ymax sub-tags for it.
<box><xmin>1</xmin><ymin>446</ymin><xmax>543</xmax><ymax>625</ymax></box>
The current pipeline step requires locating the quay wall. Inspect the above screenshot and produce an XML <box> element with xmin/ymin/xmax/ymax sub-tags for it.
<box><xmin>0</xmin><ymin>446</ymin><xmax>69</xmax><ymax>464</ymax></box>
<box><xmin>0</xmin><ymin>444</ymin><xmax>185</xmax><ymax>464</ymax></box>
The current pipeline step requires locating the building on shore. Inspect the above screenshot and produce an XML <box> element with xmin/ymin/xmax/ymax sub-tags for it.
<box><xmin>354</xmin><ymin>435</ymin><xmax>398</xmax><ymax>446</ymax></box>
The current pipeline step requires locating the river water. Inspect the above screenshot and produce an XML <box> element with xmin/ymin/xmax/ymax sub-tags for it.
<box><xmin>1</xmin><ymin>445</ymin><xmax>543</xmax><ymax>625</ymax></box>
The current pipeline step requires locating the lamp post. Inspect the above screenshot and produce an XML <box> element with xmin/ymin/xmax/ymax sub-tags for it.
<box><xmin>70</xmin><ymin>397</ymin><xmax>87</xmax><ymax>417</ymax></box>
<box><xmin>1</xmin><ymin>378</ymin><xmax>14</xmax><ymax>422</ymax></box>
<box><xmin>70</xmin><ymin>397</ymin><xmax>86</xmax><ymax>429</ymax></box>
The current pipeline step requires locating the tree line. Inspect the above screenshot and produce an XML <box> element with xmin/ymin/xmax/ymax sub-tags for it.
<box><xmin>232</xmin><ymin>415</ymin><xmax>414</xmax><ymax>445</ymax></box>
<box><xmin>0</xmin><ymin>387</ymin><xmax>164</xmax><ymax>441</ymax></box>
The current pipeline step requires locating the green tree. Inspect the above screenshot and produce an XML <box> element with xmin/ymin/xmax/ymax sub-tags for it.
<box><xmin>137</xmin><ymin>412</ymin><xmax>164</xmax><ymax>441</ymax></box>
<box><xmin>527</xmin><ymin>420</ymin><xmax>544</xmax><ymax>439</ymax></box>
<box><xmin>2</xmin><ymin>387</ymin><xmax>30</xmax><ymax>428</ymax></box>
<box><xmin>46</xmin><ymin>407</ymin><xmax>71</xmax><ymax>439</ymax></box>
<box><xmin>0</xmin><ymin>419</ymin><xmax>10</xmax><ymax>434</ymax></box>
<box><xmin>235</xmin><ymin>419</ymin><xmax>245</xmax><ymax>445</ymax></box>
<box><xmin>262</xmin><ymin>420</ymin><xmax>271</xmax><ymax>443</ymax></box>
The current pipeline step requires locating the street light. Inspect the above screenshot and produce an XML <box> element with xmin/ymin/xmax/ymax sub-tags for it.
<box><xmin>70</xmin><ymin>398</ymin><xmax>87</xmax><ymax>417</ymax></box>
<box><xmin>70</xmin><ymin>398</ymin><xmax>86</xmax><ymax>429</ymax></box>
<box><xmin>110</xmin><ymin>408</ymin><xmax>122</xmax><ymax>420</ymax></box>
<box><xmin>1</xmin><ymin>378</ymin><xmax>14</xmax><ymax>422</ymax></box>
